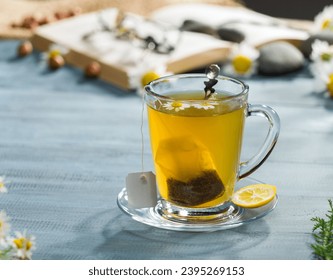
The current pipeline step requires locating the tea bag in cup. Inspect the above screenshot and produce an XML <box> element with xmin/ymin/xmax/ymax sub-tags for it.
<box><xmin>155</xmin><ymin>137</ymin><xmax>225</xmax><ymax>206</ymax></box>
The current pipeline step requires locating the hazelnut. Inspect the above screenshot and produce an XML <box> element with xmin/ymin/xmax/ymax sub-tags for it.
<box><xmin>11</xmin><ymin>22</ymin><xmax>19</xmax><ymax>28</ymax></box>
<box><xmin>38</xmin><ymin>17</ymin><xmax>50</xmax><ymax>25</ymax></box>
<box><xmin>17</xmin><ymin>41</ymin><xmax>33</xmax><ymax>57</ymax></box>
<box><xmin>54</xmin><ymin>11</ymin><xmax>67</xmax><ymax>20</ymax></box>
<box><xmin>69</xmin><ymin>7</ymin><xmax>82</xmax><ymax>17</ymax></box>
<box><xmin>85</xmin><ymin>62</ymin><xmax>101</xmax><ymax>78</ymax></box>
<box><xmin>22</xmin><ymin>16</ymin><xmax>39</xmax><ymax>29</ymax></box>
<box><xmin>48</xmin><ymin>55</ymin><xmax>65</xmax><ymax>70</ymax></box>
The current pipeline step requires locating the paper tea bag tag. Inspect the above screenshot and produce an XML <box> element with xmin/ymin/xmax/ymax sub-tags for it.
<box><xmin>126</xmin><ymin>171</ymin><xmax>157</xmax><ymax>208</ymax></box>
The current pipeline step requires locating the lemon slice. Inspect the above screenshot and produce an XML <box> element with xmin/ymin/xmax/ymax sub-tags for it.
<box><xmin>232</xmin><ymin>184</ymin><xmax>277</xmax><ymax>208</ymax></box>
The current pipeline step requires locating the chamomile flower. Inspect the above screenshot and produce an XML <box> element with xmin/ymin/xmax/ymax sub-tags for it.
<box><xmin>223</xmin><ymin>43</ymin><xmax>259</xmax><ymax>77</ymax></box>
<box><xmin>310</xmin><ymin>40</ymin><xmax>333</xmax><ymax>63</ymax></box>
<box><xmin>162</xmin><ymin>101</ymin><xmax>191</xmax><ymax>112</ymax></box>
<box><xmin>0</xmin><ymin>176</ymin><xmax>8</xmax><ymax>193</ymax></box>
<box><xmin>192</xmin><ymin>100</ymin><xmax>219</xmax><ymax>110</ymax></box>
<box><xmin>313</xmin><ymin>5</ymin><xmax>333</xmax><ymax>32</ymax></box>
<box><xmin>129</xmin><ymin>63</ymin><xmax>171</xmax><ymax>96</ymax></box>
<box><xmin>11</xmin><ymin>230</ymin><xmax>36</xmax><ymax>260</ymax></box>
<box><xmin>41</xmin><ymin>44</ymin><xmax>68</xmax><ymax>70</ymax></box>
<box><xmin>327</xmin><ymin>74</ymin><xmax>333</xmax><ymax>97</ymax></box>
<box><xmin>0</xmin><ymin>211</ymin><xmax>11</xmax><ymax>241</ymax></box>
<box><xmin>44</xmin><ymin>44</ymin><xmax>69</xmax><ymax>59</ymax></box>
<box><xmin>141</xmin><ymin>71</ymin><xmax>161</xmax><ymax>88</ymax></box>
<box><xmin>311</xmin><ymin>62</ymin><xmax>333</xmax><ymax>97</ymax></box>
<box><xmin>319</xmin><ymin>71</ymin><xmax>333</xmax><ymax>98</ymax></box>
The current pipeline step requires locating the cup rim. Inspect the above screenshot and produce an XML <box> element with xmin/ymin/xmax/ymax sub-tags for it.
<box><xmin>144</xmin><ymin>73</ymin><xmax>249</xmax><ymax>102</ymax></box>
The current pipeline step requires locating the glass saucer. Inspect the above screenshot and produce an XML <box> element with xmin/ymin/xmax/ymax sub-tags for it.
<box><xmin>117</xmin><ymin>177</ymin><xmax>278</xmax><ymax>232</ymax></box>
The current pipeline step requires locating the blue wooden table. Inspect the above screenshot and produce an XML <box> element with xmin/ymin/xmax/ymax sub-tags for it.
<box><xmin>1</xmin><ymin>39</ymin><xmax>332</xmax><ymax>259</ymax></box>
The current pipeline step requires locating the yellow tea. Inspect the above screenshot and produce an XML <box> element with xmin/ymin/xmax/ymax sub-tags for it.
<box><xmin>147</xmin><ymin>92</ymin><xmax>246</xmax><ymax>208</ymax></box>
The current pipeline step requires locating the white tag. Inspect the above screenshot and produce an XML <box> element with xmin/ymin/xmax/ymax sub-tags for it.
<box><xmin>126</xmin><ymin>171</ymin><xmax>158</xmax><ymax>208</ymax></box>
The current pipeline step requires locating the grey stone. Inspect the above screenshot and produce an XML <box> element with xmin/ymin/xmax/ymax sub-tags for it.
<box><xmin>180</xmin><ymin>20</ymin><xmax>245</xmax><ymax>43</ymax></box>
<box><xmin>216</xmin><ymin>26</ymin><xmax>245</xmax><ymax>43</ymax></box>
<box><xmin>180</xmin><ymin>20</ymin><xmax>218</xmax><ymax>37</ymax></box>
<box><xmin>300</xmin><ymin>31</ymin><xmax>333</xmax><ymax>58</ymax></box>
<box><xmin>258</xmin><ymin>41</ymin><xmax>305</xmax><ymax>75</ymax></box>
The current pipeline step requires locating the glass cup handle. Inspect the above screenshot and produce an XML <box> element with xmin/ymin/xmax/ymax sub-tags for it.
<box><xmin>238</xmin><ymin>104</ymin><xmax>280</xmax><ymax>179</ymax></box>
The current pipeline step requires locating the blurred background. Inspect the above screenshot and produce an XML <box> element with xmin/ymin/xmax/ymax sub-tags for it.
<box><xmin>243</xmin><ymin>0</ymin><xmax>332</xmax><ymax>20</ymax></box>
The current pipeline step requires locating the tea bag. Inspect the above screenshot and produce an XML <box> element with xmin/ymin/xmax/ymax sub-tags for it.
<box><xmin>155</xmin><ymin>137</ymin><xmax>224</xmax><ymax>207</ymax></box>
<box><xmin>167</xmin><ymin>170</ymin><xmax>224</xmax><ymax>207</ymax></box>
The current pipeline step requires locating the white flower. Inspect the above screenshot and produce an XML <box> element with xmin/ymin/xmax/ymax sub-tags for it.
<box><xmin>310</xmin><ymin>40</ymin><xmax>333</xmax><ymax>63</ymax></box>
<box><xmin>40</xmin><ymin>44</ymin><xmax>68</xmax><ymax>70</ymax></box>
<box><xmin>43</xmin><ymin>44</ymin><xmax>69</xmax><ymax>60</ymax></box>
<box><xmin>0</xmin><ymin>211</ymin><xmax>11</xmax><ymax>241</ymax></box>
<box><xmin>319</xmin><ymin>71</ymin><xmax>333</xmax><ymax>97</ymax></box>
<box><xmin>192</xmin><ymin>100</ymin><xmax>219</xmax><ymax>110</ymax></box>
<box><xmin>311</xmin><ymin>61</ymin><xmax>333</xmax><ymax>97</ymax></box>
<box><xmin>310</xmin><ymin>40</ymin><xmax>333</xmax><ymax>81</ymax></box>
<box><xmin>222</xmin><ymin>43</ymin><xmax>259</xmax><ymax>77</ymax></box>
<box><xmin>10</xmin><ymin>230</ymin><xmax>36</xmax><ymax>260</ymax></box>
<box><xmin>162</xmin><ymin>101</ymin><xmax>190</xmax><ymax>112</ymax></box>
<box><xmin>128</xmin><ymin>62</ymin><xmax>171</xmax><ymax>96</ymax></box>
<box><xmin>0</xmin><ymin>176</ymin><xmax>8</xmax><ymax>193</ymax></box>
<box><xmin>313</xmin><ymin>5</ymin><xmax>333</xmax><ymax>32</ymax></box>
<box><xmin>0</xmin><ymin>237</ymin><xmax>12</xmax><ymax>259</ymax></box>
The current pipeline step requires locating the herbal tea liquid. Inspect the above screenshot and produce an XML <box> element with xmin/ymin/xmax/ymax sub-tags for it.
<box><xmin>147</xmin><ymin>95</ymin><xmax>245</xmax><ymax>208</ymax></box>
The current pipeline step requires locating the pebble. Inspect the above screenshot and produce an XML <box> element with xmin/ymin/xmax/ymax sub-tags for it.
<box><xmin>180</xmin><ymin>20</ymin><xmax>217</xmax><ymax>37</ymax></box>
<box><xmin>180</xmin><ymin>20</ymin><xmax>245</xmax><ymax>43</ymax></box>
<box><xmin>216</xmin><ymin>26</ymin><xmax>245</xmax><ymax>43</ymax></box>
<box><xmin>300</xmin><ymin>31</ymin><xmax>333</xmax><ymax>58</ymax></box>
<box><xmin>258</xmin><ymin>42</ymin><xmax>305</xmax><ymax>75</ymax></box>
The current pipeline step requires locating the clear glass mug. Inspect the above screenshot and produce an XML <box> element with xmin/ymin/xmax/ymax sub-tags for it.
<box><xmin>144</xmin><ymin>74</ymin><xmax>280</xmax><ymax>223</ymax></box>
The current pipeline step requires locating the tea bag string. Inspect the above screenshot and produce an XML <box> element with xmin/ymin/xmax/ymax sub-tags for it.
<box><xmin>141</xmin><ymin>89</ymin><xmax>145</xmax><ymax>173</ymax></box>
<box><xmin>139</xmin><ymin>48</ymin><xmax>155</xmax><ymax>174</ymax></box>
<box><xmin>139</xmin><ymin>49</ymin><xmax>151</xmax><ymax>174</ymax></box>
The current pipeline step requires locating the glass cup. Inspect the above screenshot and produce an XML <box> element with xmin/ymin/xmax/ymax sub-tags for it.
<box><xmin>144</xmin><ymin>74</ymin><xmax>280</xmax><ymax>223</ymax></box>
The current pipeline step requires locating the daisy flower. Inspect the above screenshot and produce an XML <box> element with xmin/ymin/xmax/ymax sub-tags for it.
<box><xmin>44</xmin><ymin>44</ymin><xmax>69</xmax><ymax>59</ymax></box>
<box><xmin>0</xmin><ymin>211</ymin><xmax>11</xmax><ymax>241</ymax></box>
<box><xmin>319</xmin><ymin>71</ymin><xmax>333</xmax><ymax>98</ymax></box>
<box><xmin>129</xmin><ymin>62</ymin><xmax>171</xmax><ymax>96</ymax></box>
<box><xmin>313</xmin><ymin>5</ymin><xmax>333</xmax><ymax>32</ymax></box>
<box><xmin>223</xmin><ymin>43</ymin><xmax>259</xmax><ymax>77</ymax></box>
<box><xmin>311</xmin><ymin>61</ymin><xmax>333</xmax><ymax>98</ymax></box>
<box><xmin>327</xmin><ymin>74</ymin><xmax>333</xmax><ymax>96</ymax></box>
<box><xmin>11</xmin><ymin>230</ymin><xmax>36</xmax><ymax>260</ymax></box>
<box><xmin>41</xmin><ymin>44</ymin><xmax>69</xmax><ymax>70</ymax></box>
<box><xmin>162</xmin><ymin>101</ymin><xmax>191</xmax><ymax>112</ymax></box>
<box><xmin>192</xmin><ymin>100</ymin><xmax>219</xmax><ymax>110</ymax></box>
<box><xmin>0</xmin><ymin>176</ymin><xmax>8</xmax><ymax>193</ymax></box>
<box><xmin>310</xmin><ymin>40</ymin><xmax>333</xmax><ymax>63</ymax></box>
